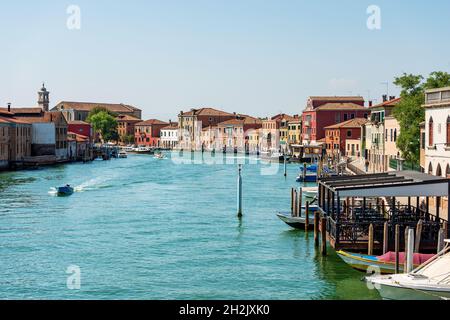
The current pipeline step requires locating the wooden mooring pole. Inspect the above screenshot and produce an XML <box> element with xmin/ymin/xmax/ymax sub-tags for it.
<box><xmin>404</xmin><ymin>227</ymin><xmax>409</xmax><ymax>272</ymax></box>
<box><xmin>305</xmin><ymin>201</ymin><xmax>310</xmax><ymax>232</ymax></box>
<box><xmin>293</xmin><ymin>189</ymin><xmax>298</xmax><ymax>217</ymax></box>
<box><xmin>383</xmin><ymin>221</ymin><xmax>389</xmax><ymax>254</ymax></box>
<box><xmin>290</xmin><ymin>188</ymin><xmax>294</xmax><ymax>216</ymax></box>
<box><xmin>438</xmin><ymin>228</ymin><xmax>445</xmax><ymax>253</ymax></box>
<box><xmin>415</xmin><ymin>220</ymin><xmax>423</xmax><ymax>253</ymax></box>
<box><xmin>368</xmin><ymin>224</ymin><xmax>374</xmax><ymax>256</ymax></box>
<box><xmin>314</xmin><ymin>211</ymin><xmax>319</xmax><ymax>247</ymax></box>
<box><xmin>320</xmin><ymin>217</ymin><xmax>327</xmax><ymax>256</ymax></box>
<box><xmin>406</xmin><ymin>228</ymin><xmax>415</xmax><ymax>273</ymax></box>
<box><xmin>395</xmin><ymin>224</ymin><xmax>400</xmax><ymax>274</ymax></box>
<box><xmin>298</xmin><ymin>188</ymin><xmax>303</xmax><ymax>218</ymax></box>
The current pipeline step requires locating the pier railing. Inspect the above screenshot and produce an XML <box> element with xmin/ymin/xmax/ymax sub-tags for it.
<box><xmin>327</xmin><ymin>205</ymin><xmax>447</xmax><ymax>251</ymax></box>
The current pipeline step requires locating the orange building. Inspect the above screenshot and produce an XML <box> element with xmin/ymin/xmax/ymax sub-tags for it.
<box><xmin>117</xmin><ymin>114</ymin><xmax>141</xmax><ymax>144</ymax></box>
<box><xmin>324</xmin><ymin>118</ymin><xmax>367</xmax><ymax>157</ymax></box>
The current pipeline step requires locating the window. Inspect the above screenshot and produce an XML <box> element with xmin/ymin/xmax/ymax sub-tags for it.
<box><xmin>350</xmin><ymin>113</ymin><xmax>355</xmax><ymax>119</ymax></box>
<box><xmin>347</xmin><ymin>130</ymin><xmax>352</xmax><ymax>138</ymax></box>
<box><xmin>429</xmin><ymin>117</ymin><xmax>434</xmax><ymax>146</ymax></box>
<box><xmin>447</xmin><ymin>116</ymin><xmax>450</xmax><ymax>146</ymax></box>
<box><xmin>436</xmin><ymin>164</ymin><xmax>442</xmax><ymax>177</ymax></box>
<box><xmin>343</xmin><ymin>114</ymin><xmax>348</xmax><ymax>121</ymax></box>
<box><xmin>394</xmin><ymin>129</ymin><xmax>397</xmax><ymax>142</ymax></box>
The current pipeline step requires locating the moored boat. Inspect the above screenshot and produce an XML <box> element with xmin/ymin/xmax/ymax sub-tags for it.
<box><xmin>118</xmin><ymin>151</ymin><xmax>128</xmax><ymax>158</ymax></box>
<box><xmin>302</xmin><ymin>187</ymin><xmax>318</xmax><ymax>198</ymax></box>
<box><xmin>337</xmin><ymin>250</ymin><xmax>434</xmax><ymax>274</ymax></box>
<box><xmin>276</xmin><ymin>205</ymin><xmax>320</xmax><ymax>230</ymax></box>
<box><xmin>296</xmin><ymin>173</ymin><xmax>317</xmax><ymax>182</ymax></box>
<box><xmin>366</xmin><ymin>241</ymin><xmax>450</xmax><ymax>300</ymax></box>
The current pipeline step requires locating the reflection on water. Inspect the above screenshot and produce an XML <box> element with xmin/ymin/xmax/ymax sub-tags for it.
<box><xmin>0</xmin><ymin>153</ymin><xmax>380</xmax><ymax>300</ymax></box>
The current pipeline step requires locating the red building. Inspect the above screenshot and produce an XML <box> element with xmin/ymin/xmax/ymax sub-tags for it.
<box><xmin>117</xmin><ymin>114</ymin><xmax>141</xmax><ymax>144</ymax></box>
<box><xmin>301</xmin><ymin>96</ymin><xmax>368</xmax><ymax>143</ymax></box>
<box><xmin>68</xmin><ymin>121</ymin><xmax>92</xmax><ymax>140</ymax></box>
<box><xmin>324</xmin><ymin>118</ymin><xmax>367</xmax><ymax>156</ymax></box>
<box><xmin>135</xmin><ymin>119</ymin><xmax>168</xmax><ymax>147</ymax></box>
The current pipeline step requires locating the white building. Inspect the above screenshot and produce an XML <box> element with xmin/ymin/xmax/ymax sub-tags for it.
<box><xmin>160</xmin><ymin>123</ymin><xmax>179</xmax><ymax>149</ymax></box>
<box><xmin>424</xmin><ymin>86</ymin><xmax>450</xmax><ymax>221</ymax></box>
<box><xmin>424</xmin><ymin>87</ymin><xmax>450</xmax><ymax>177</ymax></box>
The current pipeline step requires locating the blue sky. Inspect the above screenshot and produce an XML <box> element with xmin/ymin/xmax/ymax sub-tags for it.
<box><xmin>1</xmin><ymin>0</ymin><xmax>449</xmax><ymax>120</ymax></box>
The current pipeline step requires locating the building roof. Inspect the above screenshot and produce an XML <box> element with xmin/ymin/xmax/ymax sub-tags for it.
<box><xmin>117</xmin><ymin>114</ymin><xmax>142</xmax><ymax>121</ymax></box>
<box><xmin>68</xmin><ymin>120</ymin><xmax>90</xmax><ymax>125</ymax></box>
<box><xmin>319</xmin><ymin>171</ymin><xmax>450</xmax><ymax>197</ymax></box>
<box><xmin>370</xmin><ymin>97</ymin><xmax>401</xmax><ymax>109</ymax></box>
<box><xmin>218</xmin><ymin>117</ymin><xmax>262</xmax><ymax>126</ymax></box>
<box><xmin>54</xmin><ymin>101</ymin><xmax>141</xmax><ymax>114</ymax></box>
<box><xmin>135</xmin><ymin>119</ymin><xmax>168</xmax><ymax>126</ymax></box>
<box><xmin>18</xmin><ymin>111</ymin><xmax>67</xmax><ymax>125</ymax></box>
<box><xmin>180</xmin><ymin>107</ymin><xmax>234</xmax><ymax>117</ymax></box>
<box><xmin>0</xmin><ymin>107</ymin><xmax>43</xmax><ymax>115</ymax></box>
<box><xmin>315</xmin><ymin>103</ymin><xmax>367</xmax><ymax>111</ymax></box>
<box><xmin>325</xmin><ymin>118</ymin><xmax>368</xmax><ymax>129</ymax></box>
<box><xmin>0</xmin><ymin>116</ymin><xmax>31</xmax><ymax>125</ymax></box>
<box><xmin>161</xmin><ymin>122</ymin><xmax>179</xmax><ymax>130</ymax></box>
<box><xmin>309</xmin><ymin>96</ymin><xmax>365</xmax><ymax>102</ymax></box>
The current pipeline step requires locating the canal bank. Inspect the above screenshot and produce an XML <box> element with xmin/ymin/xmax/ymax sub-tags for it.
<box><xmin>0</xmin><ymin>152</ymin><xmax>380</xmax><ymax>299</ymax></box>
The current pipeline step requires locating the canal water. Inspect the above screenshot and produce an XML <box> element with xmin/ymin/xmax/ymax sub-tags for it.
<box><xmin>0</xmin><ymin>153</ymin><xmax>380</xmax><ymax>300</ymax></box>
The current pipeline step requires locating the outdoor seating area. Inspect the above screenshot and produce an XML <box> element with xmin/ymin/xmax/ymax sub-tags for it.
<box><xmin>317</xmin><ymin>171</ymin><xmax>450</xmax><ymax>252</ymax></box>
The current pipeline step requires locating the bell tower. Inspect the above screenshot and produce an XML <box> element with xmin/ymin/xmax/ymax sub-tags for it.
<box><xmin>38</xmin><ymin>83</ymin><xmax>50</xmax><ymax>111</ymax></box>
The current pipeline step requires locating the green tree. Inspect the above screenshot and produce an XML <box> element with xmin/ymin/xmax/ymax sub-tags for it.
<box><xmin>393</xmin><ymin>72</ymin><xmax>450</xmax><ymax>164</ymax></box>
<box><xmin>87</xmin><ymin>110</ymin><xmax>118</xmax><ymax>143</ymax></box>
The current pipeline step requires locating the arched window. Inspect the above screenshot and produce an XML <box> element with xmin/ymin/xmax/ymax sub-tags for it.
<box><xmin>428</xmin><ymin>162</ymin><xmax>433</xmax><ymax>175</ymax></box>
<box><xmin>446</xmin><ymin>164</ymin><xmax>450</xmax><ymax>178</ymax></box>
<box><xmin>447</xmin><ymin>116</ymin><xmax>450</xmax><ymax>146</ymax></box>
<box><xmin>429</xmin><ymin>117</ymin><xmax>434</xmax><ymax>147</ymax></box>
<box><xmin>436</xmin><ymin>163</ymin><xmax>442</xmax><ymax>177</ymax></box>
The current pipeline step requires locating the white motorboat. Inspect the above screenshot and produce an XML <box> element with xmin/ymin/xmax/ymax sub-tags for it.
<box><xmin>302</xmin><ymin>187</ymin><xmax>318</xmax><ymax>198</ymax></box>
<box><xmin>118</xmin><ymin>151</ymin><xmax>128</xmax><ymax>158</ymax></box>
<box><xmin>366</xmin><ymin>240</ymin><xmax>450</xmax><ymax>300</ymax></box>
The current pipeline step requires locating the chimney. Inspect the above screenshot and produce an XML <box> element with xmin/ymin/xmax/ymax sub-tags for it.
<box><xmin>368</xmin><ymin>101</ymin><xmax>373</xmax><ymax>107</ymax></box>
<box><xmin>389</xmin><ymin>96</ymin><xmax>396</xmax><ymax>101</ymax></box>
<box><xmin>382</xmin><ymin>95</ymin><xmax>388</xmax><ymax>102</ymax></box>
<box><xmin>7</xmin><ymin>102</ymin><xmax>11</xmax><ymax>112</ymax></box>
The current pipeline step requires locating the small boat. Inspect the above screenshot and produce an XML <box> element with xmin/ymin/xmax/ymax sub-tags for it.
<box><xmin>276</xmin><ymin>211</ymin><xmax>317</xmax><ymax>230</ymax></box>
<box><xmin>129</xmin><ymin>147</ymin><xmax>154</xmax><ymax>155</ymax></box>
<box><xmin>154</xmin><ymin>153</ymin><xmax>166</xmax><ymax>160</ymax></box>
<box><xmin>56</xmin><ymin>185</ymin><xmax>74</xmax><ymax>197</ymax></box>
<box><xmin>118</xmin><ymin>151</ymin><xmax>128</xmax><ymax>158</ymax></box>
<box><xmin>366</xmin><ymin>241</ymin><xmax>450</xmax><ymax>300</ymax></box>
<box><xmin>296</xmin><ymin>173</ymin><xmax>317</xmax><ymax>182</ymax></box>
<box><xmin>300</xmin><ymin>163</ymin><xmax>318</xmax><ymax>172</ymax></box>
<box><xmin>302</xmin><ymin>187</ymin><xmax>318</xmax><ymax>198</ymax></box>
<box><xmin>337</xmin><ymin>251</ymin><xmax>435</xmax><ymax>275</ymax></box>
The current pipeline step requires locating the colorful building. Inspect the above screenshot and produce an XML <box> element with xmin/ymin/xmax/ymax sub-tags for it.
<box><xmin>68</xmin><ymin>121</ymin><xmax>92</xmax><ymax>141</ymax></box>
<box><xmin>134</xmin><ymin>119</ymin><xmax>168</xmax><ymax>147</ymax></box>
<box><xmin>53</xmin><ymin>101</ymin><xmax>142</xmax><ymax>122</ymax></box>
<box><xmin>0</xmin><ymin>107</ymin><xmax>32</xmax><ymax>169</ymax></box>
<box><xmin>301</xmin><ymin>96</ymin><xmax>367</xmax><ymax>143</ymax></box>
<box><xmin>160</xmin><ymin>122</ymin><xmax>179</xmax><ymax>149</ymax></box>
<box><xmin>117</xmin><ymin>114</ymin><xmax>141</xmax><ymax>145</ymax></box>
<box><xmin>217</xmin><ymin>116</ymin><xmax>262</xmax><ymax>153</ymax></box>
<box><xmin>364</xmin><ymin>96</ymin><xmax>401</xmax><ymax>172</ymax></box>
<box><xmin>423</xmin><ymin>86</ymin><xmax>450</xmax><ymax>221</ymax></box>
<box><xmin>178</xmin><ymin>108</ymin><xmax>236</xmax><ymax>150</ymax></box>
<box><xmin>324</xmin><ymin>118</ymin><xmax>367</xmax><ymax>157</ymax></box>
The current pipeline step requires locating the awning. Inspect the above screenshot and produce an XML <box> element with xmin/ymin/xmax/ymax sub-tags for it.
<box><xmin>319</xmin><ymin>171</ymin><xmax>450</xmax><ymax>198</ymax></box>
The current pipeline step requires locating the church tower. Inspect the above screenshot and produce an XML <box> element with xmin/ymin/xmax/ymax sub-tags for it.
<box><xmin>38</xmin><ymin>83</ymin><xmax>50</xmax><ymax>111</ymax></box>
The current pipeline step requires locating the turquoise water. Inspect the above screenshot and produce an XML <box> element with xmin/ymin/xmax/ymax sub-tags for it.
<box><xmin>0</xmin><ymin>153</ymin><xmax>380</xmax><ymax>300</ymax></box>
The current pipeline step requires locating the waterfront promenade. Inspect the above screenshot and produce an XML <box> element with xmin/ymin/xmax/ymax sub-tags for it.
<box><xmin>0</xmin><ymin>153</ymin><xmax>380</xmax><ymax>300</ymax></box>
